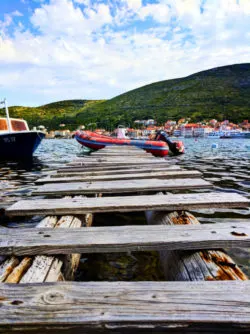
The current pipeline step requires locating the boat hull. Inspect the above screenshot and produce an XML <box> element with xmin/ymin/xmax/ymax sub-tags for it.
<box><xmin>220</xmin><ymin>133</ymin><xmax>250</xmax><ymax>139</ymax></box>
<box><xmin>75</xmin><ymin>131</ymin><xmax>170</xmax><ymax>157</ymax></box>
<box><xmin>0</xmin><ymin>131</ymin><xmax>45</xmax><ymax>159</ymax></box>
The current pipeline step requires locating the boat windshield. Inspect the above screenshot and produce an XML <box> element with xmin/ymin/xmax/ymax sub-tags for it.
<box><xmin>0</xmin><ymin>119</ymin><xmax>8</xmax><ymax>131</ymax></box>
<box><xmin>0</xmin><ymin>118</ymin><xmax>29</xmax><ymax>132</ymax></box>
<box><xmin>11</xmin><ymin>119</ymin><xmax>28</xmax><ymax>131</ymax></box>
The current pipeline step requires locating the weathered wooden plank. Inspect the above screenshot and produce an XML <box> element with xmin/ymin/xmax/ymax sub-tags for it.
<box><xmin>145</xmin><ymin>210</ymin><xmax>248</xmax><ymax>281</ymax></box>
<box><xmin>6</xmin><ymin>192</ymin><xmax>249</xmax><ymax>216</ymax></box>
<box><xmin>0</xmin><ymin>257</ymin><xmax>19</xmax><ymax>282</ymax></box>
<box><xmin>91</xmin><ymin>150</ymin><xmax>150</xmax><ymax>155</ymax></box>
<box><xmin>0</xmin><ymin>217</ymin><xmax>58</xmax><ymax>284</ymax></box>
<box><xmin>19</xmin><ymin>216</ymin><xmax>61</xmax><ymax>283</ymax></box>
<box><xmin>0</xmin><ymin>281</ymin><xmax>249</xmax><ymax>332</ymax></box>
<box><xmin>20</xmin><ymin>255</ymin><xmax>55</xmax><ymax>283</ymax></box>
<box><xmin>67</xmin><ymin>160</ymin><xmax>167</xmax><ymax>167</ymax></box>
<box><xmin>32</xmin><ymin>178</ymin><xmax>211</xmax><ymax>195</ymax></box>
<box><xmin>0</xmin><ymin>213</ymin><xmax>93</xmax><ymax>283</ymax></box>
<box><xmin>55</xmin><ymin>165</ymin><xmax>182</xmax><ymax>178</ymax></box>
<box><xmin>57</xmin><ymin>163</ymin><xmax>173</xmax><ymax>173</ymax></box>
<box><xmin>0</xmin><ymin>222</ymin><xmax>250</xmax><ymax>256</ymax></box>
<box><xmin>61</xmin><ymin>216</ymin><xmax>85</xmax><ymax>281</ymax></box>
<box><xmin>96</xmin><ymin>146</ymin><xmax>140</xmax><ymax>151</ymax></box>
<box><xmin>4</xmin><ymin>257</ymin><xmax>32</xmax><ymax>283</ymax></box>
<box><xmin>74</xmin><ymin>154</ymin><xmax>154</xmax><ymax>159</ymax></box>
<box><xmin>68</xmin><ymin>160</ymin><xmax>163</xmax><ymax>167</ymax></box>
<box><xmin>36</xmin><ymin>170</ymin><xmax>202</xmax><ymax>184</ymax></box>
<box><xmin>19</xmin><ymin>214</ymin><xmax>92</xmax><ymax>283</ymax></box>
<box><xmin>71</xmin><ymin>155</ymin><xmax>162</xmax><ymax>162</ymax></box>
<box><xmin>91</xmin><ymin>154</ymin><xmax>152</xmax><ymax>158</ymax></box>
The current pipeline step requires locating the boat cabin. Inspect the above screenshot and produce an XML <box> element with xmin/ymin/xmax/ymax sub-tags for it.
<box><xmin>0</xmin><ymin>118</ymin><xmax>29</xmax><ymax>133</ymax></box>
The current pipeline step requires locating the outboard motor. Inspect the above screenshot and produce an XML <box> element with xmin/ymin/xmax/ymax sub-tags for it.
<box><xmin>154</xmin><ymin>130</ymin><xmax>184</xmax><ymax>155</ymax></box>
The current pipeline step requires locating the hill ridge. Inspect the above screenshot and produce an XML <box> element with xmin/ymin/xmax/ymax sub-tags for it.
<box><xmin>1</xmin><ymin>63</ymin><xmax>249</xmax><ymax>129</ymax></box>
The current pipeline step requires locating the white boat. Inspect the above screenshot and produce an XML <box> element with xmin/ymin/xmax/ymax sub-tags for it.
<box><xmin>220</xmin><ymin>130</ymin><xmax>250</xmax><ymax>139</ymax></box>
<box><xmin>207</xmin><ymin>131</ymin><xmax>225</xmax><ymax>139</ymax></box>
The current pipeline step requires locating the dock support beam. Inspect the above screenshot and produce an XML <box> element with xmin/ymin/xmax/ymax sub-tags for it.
<box><xmin>145</xmin><ymin>210</ymin><xmax>248</xmax><ymax>281</ymax></box>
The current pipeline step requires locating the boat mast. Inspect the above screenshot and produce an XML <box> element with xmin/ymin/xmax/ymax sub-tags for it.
<box><xmin>0</xmin><ymin>98</ymin><xmax>12</xmax><ymax>133</ymax></box>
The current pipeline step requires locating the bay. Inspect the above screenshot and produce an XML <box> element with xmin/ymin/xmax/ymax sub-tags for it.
<box><xmin>0</xmin><ymin>137</ymin><xmax>249</xmax><ymax>278</ymax></box>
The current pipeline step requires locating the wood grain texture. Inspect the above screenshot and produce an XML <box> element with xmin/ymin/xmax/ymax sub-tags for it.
<box><xmin>6</xmin><ymin>192</ymin><xmax>249</xmax><ymax>216</ymax></box>
<box><xmin>68</xmin><ymin>159</ymin><xmax>164</xmax><ymax>166</ymax></box>
<box><xmin>0</xmin><ymin>217</ymin><xmax>58</xmax><ymax>284</ymax></box>
<box><xmin>71</xmin><ymin>155</ymin><xmax>160</xmax><ymax>161</ymax></box>
<box><xmin>19</xmin><ymin>214</ymin><xmax>89</xmax><ymax>283</ymax></box>
<box><xmin>91</xmin><ymin>152</ymin><xmax>151</xmax><ymax>157</ymax></box>
<box><xmin>32</xmin><ymin>178</ymin><xmax>211</xmax><ymax>195</ymax></box>
<box><xmin>36</xmin><ymin>170</ymin><xmax>202</xmax><ymax>184</ymax></box>
<box><xmin>0</xmin><ymin>281</ymin><xmax>249</xmax><ymax>331</ymax></box>
<box><xmin>4</xmin><ymin>257</ymin><xmax>32</xmax><ymax>283</ymax></box>
<box><xmin>0</xmin><ymin>222</ymin><xmax>250</xmax><ymax>256</ymax></box>
<box><xmin>0</xmin><ymin>257</ymin><xmax>19</xmax><ymax>282</ymax></box>
<box><xmin>54</xmin><ymin>166</ymin><xmax>182</xmax><ymax>178</ymax></box>
<box><xmin>145</xmin><ymin>211</ymin><xmax>248</xmax><ymax>281</ymax></box>
<box><xmin>19</xmin><ymin>216</ymin><xmax>61</xmax><ymax>283</ymax></box>
<box><xmin>57</xmin><ymin>163</ymin><xmax>174</xmax><ymax>173</ymax></box>
<box><xmin>67</xmin><ymin>160</ymin><xmax>167</xmax><ymax>167</ymax></box>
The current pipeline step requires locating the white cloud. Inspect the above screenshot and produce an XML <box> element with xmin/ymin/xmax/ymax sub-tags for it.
<box><xmin>12</xmin><ymin>11</ymin><xmax>23</xmax><ymax>17</ymax></box>
<box><xmin>0</xmin><ymin>0</ymin><xmax>249</xmax><ymax>105</ymax></box>
<box><xmin>139</xmin><ymin>3</ymin><xmax>171</xmax><ymax>23</ymax></box>
<box><xmin>125</xmin><ymin>0</ymin><xmax>142</xmax><ymax>11</ymax></box>
<box><xmin>30</xmin><ymin>0</ymin><xmax>112</xmax><ymax>36</ymax></box>
<box><xmin>74</xmin><ymin>0</ymin><xmax>90</xmax><ymax>4</ymax></box>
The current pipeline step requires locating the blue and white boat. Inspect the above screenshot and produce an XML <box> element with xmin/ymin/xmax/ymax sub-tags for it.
<box><xmin>207</xmin><ymin>131</ymin><xmax>225</xmax><ymax>139</ymax></box>
<box><xmin>220</xmin><ymin>131</ymin><xmax>250</xmax><ymax>139</ymax></box>
<box><xmin>0</xmin><ymin>99</ymin><xmax>45</xmax><ymax>159</ymax></box>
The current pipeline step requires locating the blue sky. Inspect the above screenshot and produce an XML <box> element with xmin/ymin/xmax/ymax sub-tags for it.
<box><xmin>0</xmin><ymin>0</ymin><xmax>249</xmax><ymax>106</ymax></box>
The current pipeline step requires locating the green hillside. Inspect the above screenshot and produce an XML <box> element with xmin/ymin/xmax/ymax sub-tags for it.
<box><xmin>0</xmin><ymin>99</ymin><xmax>105</xmax><ymax>130</ymax></box>
<box><xmin>1</xmin><ymin>64</ymin><xmax>249</xmax><ymax>130</ymax></box>
<box><xmin>79</xmin><ymin>63</ymin><xmax>250</xmax><ymax>127</ymax></box>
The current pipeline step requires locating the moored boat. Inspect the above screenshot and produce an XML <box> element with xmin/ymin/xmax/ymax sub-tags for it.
<box><xmin>0</xmin><ymin>99</ymin><xmax>45</xmax><ymax>159</ymax></box>
<box><xmin>207</xmin><ymin>131</ymin><xmax>225</xmax><ymax>138</ymax></box>
<box><xmin>220</xmin><ymin>131</ymin><xmax>250</xmax><ymax>139</ymax></box>
<box><xmin>75</xmin><ymin>130</ymin><xmax>184</xmax><ymax>157</ymax></box>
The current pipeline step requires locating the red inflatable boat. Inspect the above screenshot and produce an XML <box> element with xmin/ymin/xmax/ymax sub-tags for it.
<box><xmin>75</xmin><ymin>130</ymin><xmax>184</xmax><ymax>157</ymax></box>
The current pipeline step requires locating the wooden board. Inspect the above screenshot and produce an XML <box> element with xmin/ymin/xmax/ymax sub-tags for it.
<box><xmin>145</xmin><ymin>210</ymin><xmax>248</xmax><ymax>281</ymax></box>
<box><xmin>1</xmin><ymin>214</ymin><xmax>92</xmax><ymax>283</ymax></box>
<box><xmin>91</xmin><ymin>151</ymin><xmax>151</xmax><ymax>156</ymax></box>
<box><xmin>32</xmin><ymin>178</ymin><xmax>211</xmax><ymax>196</ymax></box>
<box><xmin>0</xmin><ymin>222</ymin><xmax>250</xmax><ymax>256</ymax></box>
<box><xmin>55</xmin><ymin>165</ymin><xmax>182</xmax><ymax>177</ymax></box>
<box><xmin>36</xmin><ymin>170</ymin><xmax>202</xmax><ymax>184</ymax></box>
<box><xmin>57</xmin><ymin>163</ymin><xmax>178</xmax><ymax>173</ymax></box>
<box><xmin>66</xmin><ymin>158</ymin><xmax>166</xmax><ymax>167</ymax></box>
<box><xmin>69</xmin><ymin>156</ymin><xmax>163</xmax><ymax>163</ymax></box>
<box><xmin>6</xmin><ymin>192</ymin><xmax>249</xmax><ymax>217</ymax></box>
<box><xmin>91</xmin><ymin>153</ymin><xmax>150</xmax><ymax>157</ymax></box>
<box><xmin>0</xmin><ymin>281</ymin><xmax>249</xmax><ymax>332</ymax></box>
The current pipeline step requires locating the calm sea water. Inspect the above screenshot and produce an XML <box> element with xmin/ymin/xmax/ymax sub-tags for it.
<box><xmin>0</xmin><ymin>138</ymin><xmax>249</xmax><ymax>278</ymax></box>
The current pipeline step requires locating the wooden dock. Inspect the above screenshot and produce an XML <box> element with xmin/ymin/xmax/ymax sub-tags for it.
<box><xmin>1</xmin><ymin>146</ymin><xmax>250</xmax><ymax>333</ymax></box>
